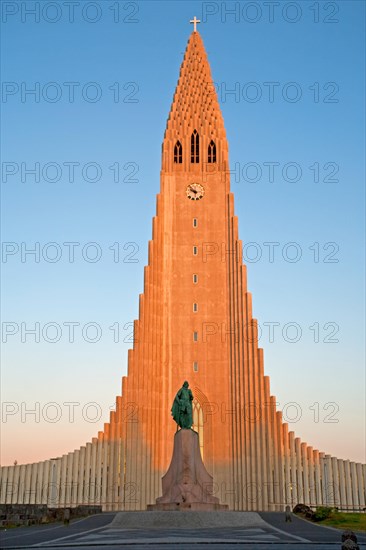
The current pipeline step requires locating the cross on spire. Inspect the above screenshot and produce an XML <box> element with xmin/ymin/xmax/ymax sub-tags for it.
<box><xmin>190</xmin><ymin>16</ymin><xmax>201</xmax><ymax>32</ymax></box>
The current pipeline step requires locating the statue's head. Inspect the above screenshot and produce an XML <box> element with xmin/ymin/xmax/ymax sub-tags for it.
<box><xmin>183</xmin><ymin>380</ymin><xmax>189</xmax><ymax>388</ymax></box>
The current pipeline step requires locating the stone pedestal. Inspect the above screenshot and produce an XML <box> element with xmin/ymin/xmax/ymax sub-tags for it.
<box><xmin>148</xmin><ymin>429</ymin><xmax>228</xmax><ymax>511</ymax></box>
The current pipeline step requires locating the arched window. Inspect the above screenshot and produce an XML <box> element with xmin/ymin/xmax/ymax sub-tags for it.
<box><xmin>208</xmin><ymin>140</ymin><xmax>216</xmax><ymax>163</ymax></box>
<box><xmin>191</xmin><ymin>130</ymin><xmax>199</xmax><ymax>163</ymax></box>
<box><xmin>192</xmin><ymin>399</ymin><xmax>204</xmax><ymax>459</ymax></box>
<box><xmin>174</xmin><ymin>140</ymin><xmax>182</xmax><ymax>163</ymax></box>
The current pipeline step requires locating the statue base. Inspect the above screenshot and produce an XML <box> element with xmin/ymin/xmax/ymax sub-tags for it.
<box><xmin>148</xmin><ymin>428</ymin><xmax>228</xmax><ymax>511</ymax></box>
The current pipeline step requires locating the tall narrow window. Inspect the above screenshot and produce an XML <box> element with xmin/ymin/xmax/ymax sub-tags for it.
<box><xmin>193</xmin><ymin>218</ymin><xmax>198</xmax><ymax>228</ymax></box>
<box><xmin>192</xmin><ymin>400</ymin><xmax>204</xmax><ymax>458</ymax></box>
<box><xmin>191</xmin><ymin>130</ymin><xmax>199</xmax><ymax>163</ymax></box>
<box><xmin>193</xmin><ymin>274</ymin><xmax>198</xmax><ymax>284</ymax></box>
<box><xmin>174</xmin><ymin>140</ymin><xmax>182</xmax><ymax>163</ymax></box>
<box><xmin>193</xmin><ymin>331</ymin><xmax>198</xmax><ymax>342</ymax></box>
<box><xmin>193</xmin><ymin>303</ymin><xmax>198</xmax><ymax>312</ymax></box>
<box><xmin>193</xmin><ymin>246</ymin><xmax>198</xmax><ymax>255</ymax></box>
<box><xmin>208</xmin><ymin>140</ymin><xmax>216</xmax><ymax>163</ymax></box>
<box><xmin>193</xmin><ymin>361</ymin><xmax>198</xmax><ymax>372</ymax></box>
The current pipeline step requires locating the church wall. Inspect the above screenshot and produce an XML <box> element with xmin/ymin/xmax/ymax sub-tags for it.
<box><xmin>0</xmin><ymin>442</ymin><xmax>365</xmax><ymax>511</ymax></box>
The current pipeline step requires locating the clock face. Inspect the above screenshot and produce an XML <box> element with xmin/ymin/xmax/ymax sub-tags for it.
<box><xmin>186</xmin><ymin>183</ymin><xmax>205</xmax><ymax>201</ymax></box>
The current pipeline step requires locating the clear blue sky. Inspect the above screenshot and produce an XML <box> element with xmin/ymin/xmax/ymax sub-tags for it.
<box><xmin>1</xmin><ymin>0</ymin><xmax>365</xmax><ymax>466</ymax></box>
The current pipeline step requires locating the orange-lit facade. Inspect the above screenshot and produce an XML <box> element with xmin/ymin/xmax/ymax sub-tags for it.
<box><xmin>1</xmin><ymin>30</ymin><xmax>365</xmax><ymax>512</ymax></box>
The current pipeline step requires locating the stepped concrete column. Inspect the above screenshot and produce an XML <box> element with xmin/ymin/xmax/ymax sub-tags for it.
<box><xmin>307</xmin><ymin>447</ymin><xmax>315</xmax><ymax>507</ymax></box>
<box><xmin>313</xmin><ymin>451</ymin><xmax>321</xmax><ymax>505</ymax></box>
<box><xmin>344</xmin><ymin>460</ymin><xmax>352</xmax><ymax>510</ymax></box>
<box><xmin>295</xmin><ymin>438</ymin><xmax>303</xmax><ymax>503</ymax></box>
<box><xmin>338</xmin><ymin>459</ymin><xmax>346</xmax><ymax>510</ymax></box>
<box><xmin>6</xmin><ymin>465</ymin><xmax>14</xmax><ymax>504</ymax></box>
<box><xmin>18</xmin><ymin>465</ymin><xmax>26</xmax><ymax>505</ymax></box>
<box><xmin>23</xmin><ymin>465</ymin><xmax>30</xmax><ymax>504</ymax></box>
<box><xmin>29</xmin><ymin>463</ymin><xmax>37</xmax><ymax>504</ymax></box>
<box><xmin>331</xmin><ymin>456</ymin><xmax>340</xmax><ymax>507</ymax></box>
<box><xmin>356</xmin><ymin>463</ymin><xmax>365</xmax><ymax>508</ymax></box>
<box><xmin>350</xmin><ymin>462</ymin><xmax>359</xmax><ymax>508</ymax></box>
<box><xmin>288</xmin><ymin>432</ymin><xmax>297</xmax><ymax>506</ymax></box>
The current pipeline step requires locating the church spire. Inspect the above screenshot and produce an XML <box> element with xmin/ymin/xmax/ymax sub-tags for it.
<box><xmin>162</xmin><ymin>29</ymin><xmax>228</xmax><ymax>172</ymax></box>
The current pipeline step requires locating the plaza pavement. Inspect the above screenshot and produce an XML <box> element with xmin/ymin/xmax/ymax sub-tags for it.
<box><xmin>0</xmin><ymin>511</ymin><xmax>365</xmax><ymax>549</ymax></box>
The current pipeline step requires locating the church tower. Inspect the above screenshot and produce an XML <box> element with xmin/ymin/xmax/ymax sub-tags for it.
<box><xmin>1</xmin><ymin>25</ymin><xmax>365</xmax><ymax>513</ymax></box>
<box><xmin>119</xmin><ymin>26</ymin><xmax>238</xmax><ymax>509</ymax></box>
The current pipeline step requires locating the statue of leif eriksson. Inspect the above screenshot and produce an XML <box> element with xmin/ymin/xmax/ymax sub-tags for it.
<box><xmin>171</xmin><ymin>381</ymin><xmax>193</xmax><ymax>429</ymax></box>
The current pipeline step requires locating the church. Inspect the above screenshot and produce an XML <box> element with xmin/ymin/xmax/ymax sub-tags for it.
<box><xmin>1</xmin><ymin>22</ymin><xmax>365</xmax><ymax>512</ymax></box>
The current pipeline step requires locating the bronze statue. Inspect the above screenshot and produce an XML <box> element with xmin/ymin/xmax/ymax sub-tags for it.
<box><xmin>171</xmin><ymin>381</ymin><xmax>193</xmax><ymax>429</ymax></box>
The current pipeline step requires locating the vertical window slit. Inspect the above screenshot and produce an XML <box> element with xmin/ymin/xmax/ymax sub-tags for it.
<box><xmin>174</xmin><ymin>140</ymin><xmax>182</xmax><ymax>163</ymax></box>
<box><xmin>208</xmin><ymin>140</ymin><xmax>216</xmax><ymax>163</ymax></box>
<box><xmin>191</xmin><ymin>130</ymin><xmax>199</xmax><ymax>163</ymax></box>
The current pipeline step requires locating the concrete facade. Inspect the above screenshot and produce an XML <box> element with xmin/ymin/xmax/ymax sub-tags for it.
<box><xmin>1</xmin><ymin>30</ymin><xmax>365</xmax><ymax>512</ymax></box>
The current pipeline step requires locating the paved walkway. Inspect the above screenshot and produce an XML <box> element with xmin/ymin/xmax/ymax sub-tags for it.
<box><xmin>0</xmin><ymin>511</ymin><xmax>365</xmax><ymax>549</ymax></box>
<box><xmin>0</xmin><ymin>513</ymin><xmax>115</xmax><ymax>548</ymax></box>
<box><xmin>110</xmin><ymin>510</ymin><xmax>273</xmax><ymax>529</ymax></box>
<box><xmin>260</xmin><ymin>512</ymin><xmax>366</xmax><ymax>544</ymax></box>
